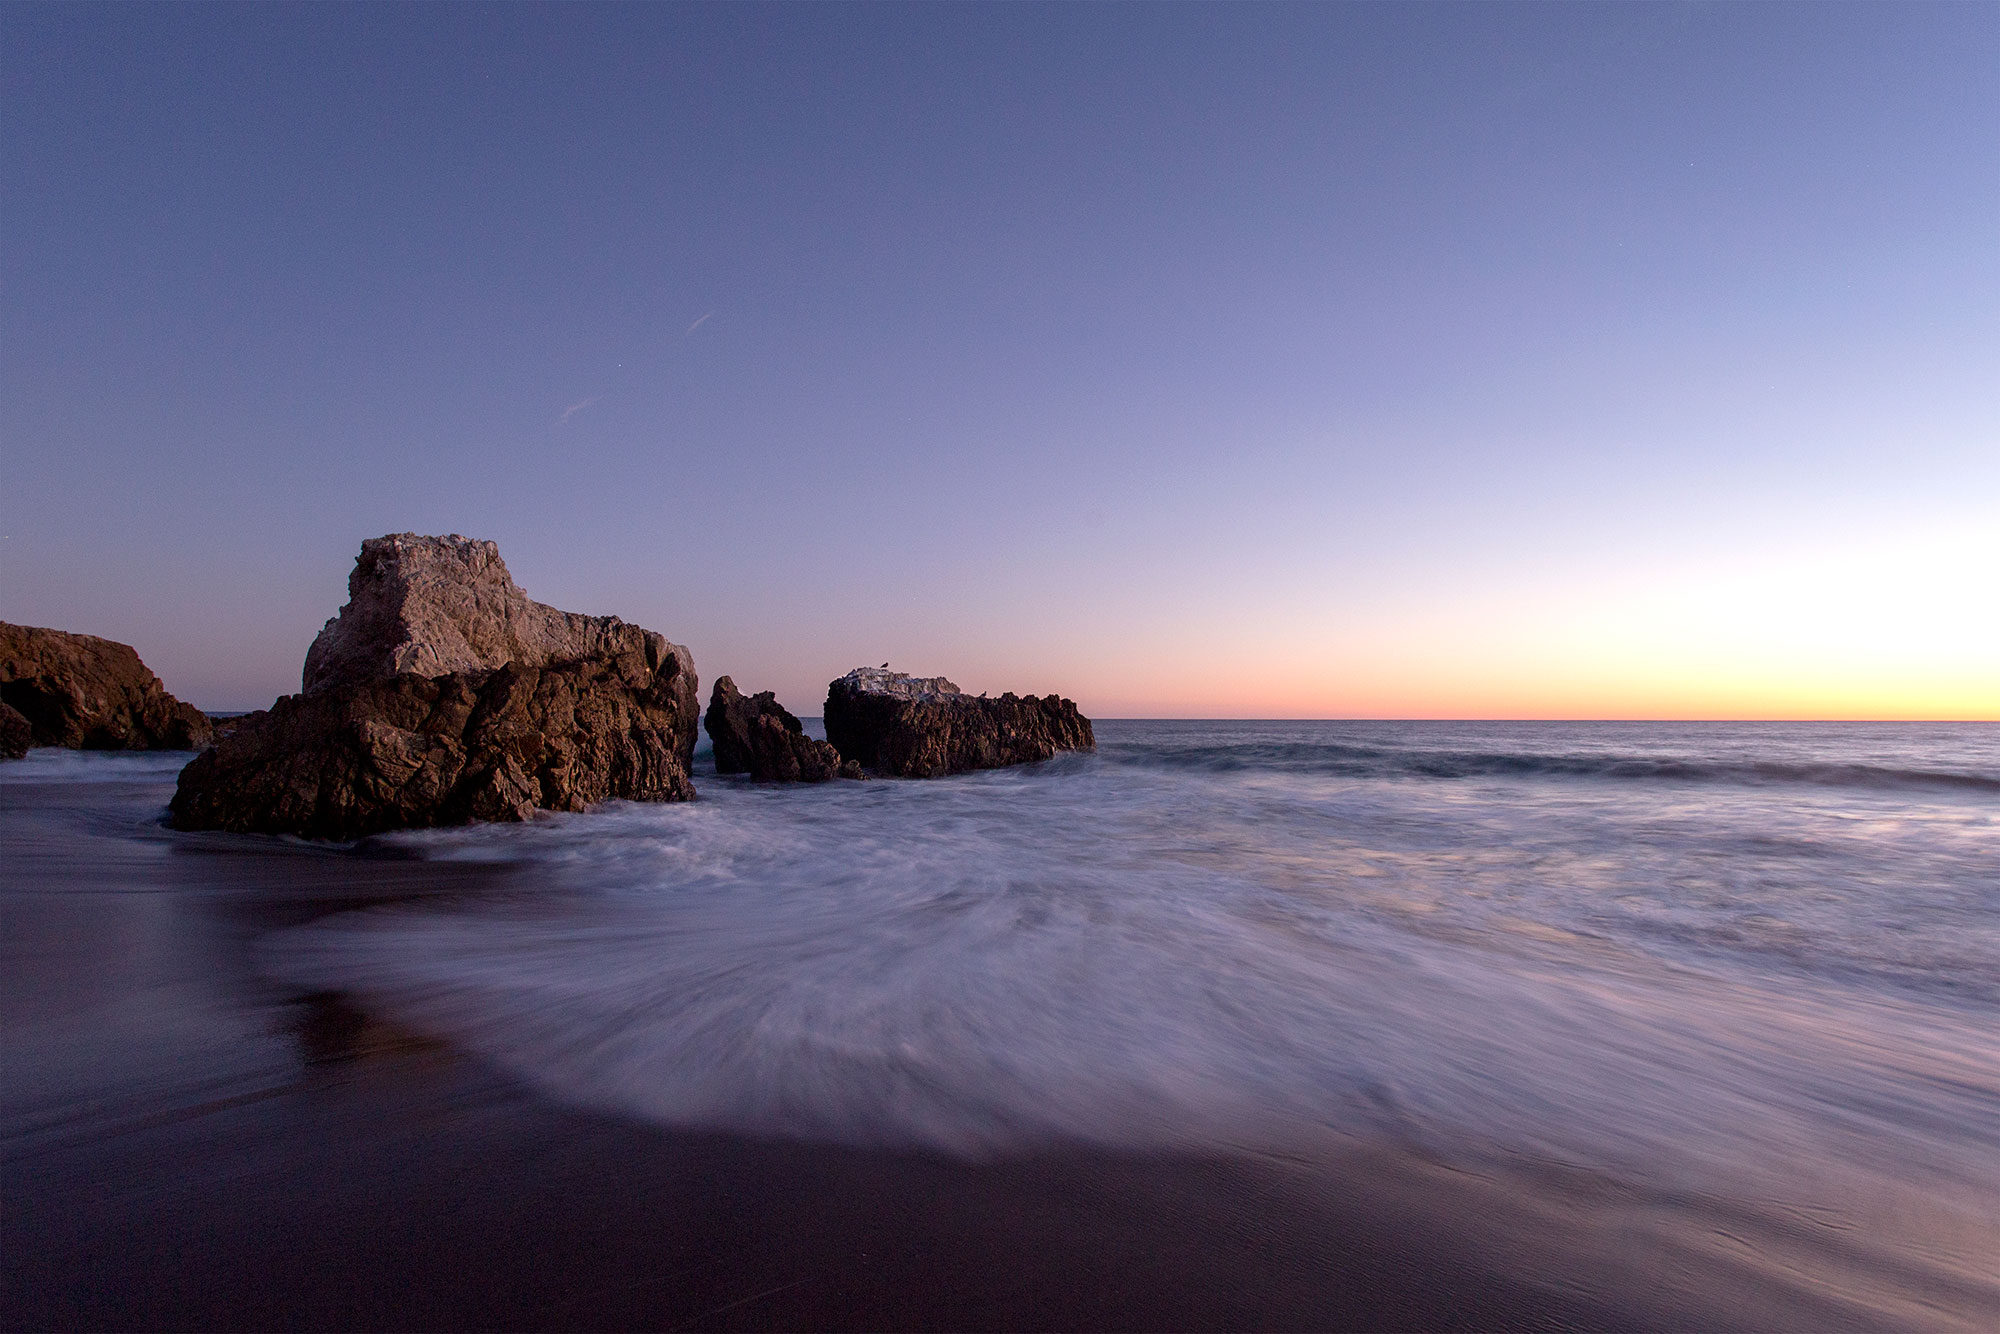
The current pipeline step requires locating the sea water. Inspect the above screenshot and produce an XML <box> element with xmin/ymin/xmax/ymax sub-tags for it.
<box><xmin>247</xmin><ymin>721</ymin><xmax>1998</xmax><ymax>1308</ymax></box>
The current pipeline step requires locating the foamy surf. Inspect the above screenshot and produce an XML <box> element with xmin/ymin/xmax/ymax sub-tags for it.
<box><xmin>259</xmin><ymin>721</ymin><xmax>2000</xmax><ymax>1323</ymax></box>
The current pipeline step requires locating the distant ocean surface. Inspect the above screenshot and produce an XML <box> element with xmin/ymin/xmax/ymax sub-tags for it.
<box><xmin>15</xmin><ymin>720</ymin><xmax>1997</xmax><ymax>1319</ymax></box>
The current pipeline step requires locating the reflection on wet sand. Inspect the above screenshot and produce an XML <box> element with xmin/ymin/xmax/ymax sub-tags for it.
<box><xmin>4</xmin><ymin>746</ymin><xmax>1997</xmax><ymax>1330</ymax></box>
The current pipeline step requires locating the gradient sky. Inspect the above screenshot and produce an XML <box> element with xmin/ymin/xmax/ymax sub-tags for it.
<box><xmin>4</xmin><ymin>3</ymin><xmax>1995</xmax><ymax>716</ymax></box>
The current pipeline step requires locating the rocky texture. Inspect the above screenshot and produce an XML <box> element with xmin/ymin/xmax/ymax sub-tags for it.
<box><xmin>170</xmin><ymin>653</ymin><xmax>696</xmax><ymax>839</ymax></box>
<box><xmin>206</xmin><ymin>713</ymin><xmax>250</xmax><ymax>741</ymax></box>
<box><xmin>0</xmin><ymin>701</ymin><xmax>31</xmax><ymax>759</ymax></box>
<box><xmin>0</xmin><ymin>622</ymin><xmax>212</xmax><ymax>754</ymax></box>
<box><xmin>704</xmin><ymin>677</ymin><xmax>858</xmax><ymax>783</ymax></box>
<box><xmin>302</xmin><ymin>532</ymin><xmax>674</xmax><ymax>695</ymax></box>
<box><xmin>169</xmin><ymin>534</ymin><xmax>698</xmax><ymax>839</ymax></box>
<box><xmin>823</xmin><ymin>666</ymin><xmax>1093</xmax><ymax>778</ymax></box>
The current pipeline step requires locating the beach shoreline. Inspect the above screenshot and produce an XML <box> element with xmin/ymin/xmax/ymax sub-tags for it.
<box><xmin>1</xmin><ymin>754</ymin><xmax>1977</xmax><ymax>1331</ymax></box>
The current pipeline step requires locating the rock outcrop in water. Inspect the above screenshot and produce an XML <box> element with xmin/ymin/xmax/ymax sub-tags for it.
<box><xmin>169</xmin><ymin>534</ymin><xmax>698</xmax><ymax>838</ymax></box>
<box><xmin>704</xmin><ymin>677</ymin><xmax>858</xmax><ymax>783</ymax></box>
<box><xmin>0</xmin><ymin>622</ymin><xmax>212</xmax><ymax>755</ymax></box>
<box><xmin>823</xmin><ymin>666</ymin><xmax>1093</xmax><ymax>778</ymax></box>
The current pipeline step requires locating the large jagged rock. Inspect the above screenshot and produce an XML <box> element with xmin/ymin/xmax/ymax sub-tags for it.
<box><xmin>704</xmin><ymin>677</ymin><xmax>858</xmax><ymax>783</ymax></box>
<box><xmin>169</xmin><ymin>534</ymin><xmax>698</xmax><ymax>838</ymax></box>
<box><xmin>170</xmin><ymin>655</ymin><xmax>696</xmax><ymax>839</ymax></box>
<box><xmin>0</xmin><ymin>622</ymin><xmax>211</xmax><ymax>754</ymax></box>
<box><xmin>302</xmin><ymin>532</ymin><xmax>673</xmax><ymax>694</ymax></box>
<box><xmin>823</xmin><ymin>666</ymin><xmax>1093</xmax><ymax>778</ymax></box>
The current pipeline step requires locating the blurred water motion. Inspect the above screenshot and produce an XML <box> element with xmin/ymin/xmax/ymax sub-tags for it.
<box><xmin>5</xmin><ymin>723</ymin><xmax>1998</xmax><ymax>1328</ymax></box>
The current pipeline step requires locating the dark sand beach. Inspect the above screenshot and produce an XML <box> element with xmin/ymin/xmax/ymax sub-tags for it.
<box><xmin>3</xmin><ymin>770</ymin><xmax>1599</xmax><ymax>1332</ymax></box>
<box><xmin>5</xmin><ymin>748</ymin><xmax>1986</xmax><ymax>1331</ymax></box>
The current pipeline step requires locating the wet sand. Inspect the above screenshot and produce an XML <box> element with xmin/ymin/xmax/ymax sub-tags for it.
<box><xmin>0</xmin><ymin>765</ymin><xmax>1922</xmax><ymax>1331</ymax></box>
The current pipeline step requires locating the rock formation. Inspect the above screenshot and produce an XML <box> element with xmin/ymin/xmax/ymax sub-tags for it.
<box><xmin>0</xmin><ymin>622</ymin><xmax>212</xmax><ymax>754</ymax></box>
<box><xmin>704</xmin><ymin>677</ymin><xmax>858</xmax><ymax>783</ymax></box>
<box><xmin>823</xmin><ymin>666</ymin><xmax>1093</xmax><ymax>778</ymax></box>
<box><xmin>0</xmin><ymin>701</ymin><xmax>31</xmax><ymax>760</ymax></box>
<box><xmin>169</xmin><ymin>534</ymin><xmax>698</xmax><ymax>838</ymax></box>
<box><xmin>206</xmin><ymin>714</ymin><xmax>249</xmax><ymax>741</ymax></box>
<box><xmin>301</xmin><ymin>532</ymin><xmax>673</xmax><ymax>694</ymax></box>
<box><xmin>170</xmin><ymin>654</ymin><xmax>696</xmax><ymax>839</ymax></box>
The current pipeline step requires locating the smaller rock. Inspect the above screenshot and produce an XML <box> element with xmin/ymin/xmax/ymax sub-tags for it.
<box><xmin>704</xmin><ymin>677</ymin><xmax>858</xmax><ymax>783</ymax></box>
<box><xmin>0</xmin><ymin>622</ymin><xmax>211</xmax><ymax>753</ymax></box>
<box><xmin>824</xmin><ymin>666</ymin><xmax>1093</xmax><ymax>778</ymax></box>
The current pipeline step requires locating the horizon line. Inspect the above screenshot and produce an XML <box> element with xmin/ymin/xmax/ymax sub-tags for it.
<box><xmin>921</xmin><ymin>716</ymin><xmax>1998</xmax><ymax>725</ymax></box>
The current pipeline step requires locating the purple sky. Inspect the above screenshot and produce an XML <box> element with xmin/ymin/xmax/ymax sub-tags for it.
<box><xmin>4</xmin><ymin>4</ymin><xmax>1995</xmax><ymax>716</ymax></box>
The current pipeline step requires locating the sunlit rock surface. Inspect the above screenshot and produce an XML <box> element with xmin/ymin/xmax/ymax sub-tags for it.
<box><xmin>302</xmin><ymin>532</ymin><xmax>678</xmax><ymax>694</ymax></box>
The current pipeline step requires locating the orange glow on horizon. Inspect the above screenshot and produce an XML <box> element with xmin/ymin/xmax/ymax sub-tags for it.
<box><xmin>1067</xmin><ymin>666</ymin><xmax>2000</xmax><ymax>721</ymax></box>
<box><xmin>1072</xmin><ymin>688</ymin><xmax>2000</xmax><ymax>722</ymax></box>
<box><xmin>1004</xmin><ymin>522</ymin><xmax>2000</xmax><ymax>722</ymax></box>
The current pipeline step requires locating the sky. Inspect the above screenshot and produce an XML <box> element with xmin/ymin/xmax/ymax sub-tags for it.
<box><xmin>3</xmin><ymin>2</ymin><xmax>1995</xmax><ymax>717</ymax></box>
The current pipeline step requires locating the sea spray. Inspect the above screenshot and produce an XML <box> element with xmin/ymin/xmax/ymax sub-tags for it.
<box><xmin>259</xmin><ymin>720</ymin><xmax>2000</xmax><ymax>1307</ymax></box>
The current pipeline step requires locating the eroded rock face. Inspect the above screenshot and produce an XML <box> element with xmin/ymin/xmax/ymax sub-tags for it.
<box><xmin>302</xmin><ymin>533</ymin><xmax>678</xmax><ymax>695</ymax></box>
<box><xmin>823</xmin><ymin>667</ymin><xmax>1093</xmax><ymax>778</ymax></box>
<box><xmin>704</xmin><ymin>676</ymin><xmax>856</xmax><ymax>783</ymax></box>
<box><xmin>0</xmin><ymin>622</ymin><xmax>212</xmax><ymax>754</ymax></box>
<box><xmin>0</xmin><ymin>701</ymin><xmax>31</xmax><ymax>759</ymax></box>
<box><xmin>206</xmin><ymin>714</ymin><xmax>249</xmax><ymax>741</ymax></box>
<box><xmin>170</xmin><ymin>653</ymin><xmax>696</xmax><ymax>839</ymax></box>
<box><xmin>169</xmin><ymin>534</ymin><xmax>698</xmax><ymax>838</ymax></box>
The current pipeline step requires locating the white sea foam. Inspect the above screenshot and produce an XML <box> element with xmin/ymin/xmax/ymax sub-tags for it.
<box><xmin>259</xmin><ymin>722</ymin><xmax>2000</xmax><ymax>1309</ymax></box>
<box><xmin>0</xmin><ymin>748</ymin><xmax>198</xmax><ymax>783</ymax></box>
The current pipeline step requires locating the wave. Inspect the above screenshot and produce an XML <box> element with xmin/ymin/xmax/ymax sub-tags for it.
<box><xmin>1110</xmin><ymin>741</ymin><xmax>2000</xmax><ymax>793</ymax></box>
<box><xmin>0</xmin><ymin>748</ymin><xmax>199</xmax><ymax>784</ymax></box>
<box><xmin>248</xmin><ymin>721</ymin><xmax>2000</xmax><ymax>1323</ymax></box>
<box><xmin>256</xmin><ymin>768</ymin><xmax>2000</xmax><ymax>1327</ymax></box>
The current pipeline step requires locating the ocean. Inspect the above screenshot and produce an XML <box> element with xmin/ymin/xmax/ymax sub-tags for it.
<box><xmin>4</xmin><ymin>720</ymin><xmax>1997</xmax><ymax>1328</ymax></box>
